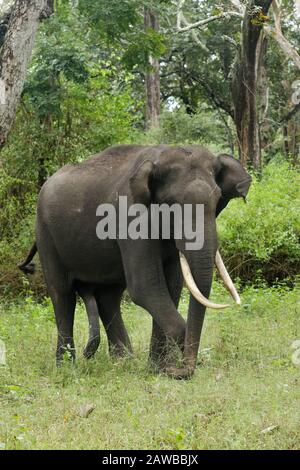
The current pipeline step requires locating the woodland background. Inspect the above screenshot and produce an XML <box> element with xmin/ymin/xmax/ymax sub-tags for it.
<box><xmin>0</xmin><ymin>0</ymin><xmax>299</xmax><ymax>296</ymax></box>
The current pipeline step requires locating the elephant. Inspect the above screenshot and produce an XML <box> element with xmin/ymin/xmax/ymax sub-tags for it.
<box><xmin>19</xmin><ymin>144</ymin><xmax>251</xmax><ymax>379</ymax></box>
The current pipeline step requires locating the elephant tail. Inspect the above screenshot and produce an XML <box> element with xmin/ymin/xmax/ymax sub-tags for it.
<box><xmin>18</xmin><ymin>242</ymin><xmax>37</xmax><ymax>274</ymax></box>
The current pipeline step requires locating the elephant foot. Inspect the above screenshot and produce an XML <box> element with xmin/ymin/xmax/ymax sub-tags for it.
<box><xmin>148</xmin><ymin>355</ymin><xmax>169</xmax><ymax>374</ymax></box>
<box><xmin>149</xmin><ymin>352</ymin><xmax>194</xmax><ymax>379</ymax></box>
<box><xmin>109</xmin><ymin>344</ymin><xmax>133</xmax><ymax>359</ymax></box>
<box><xmin>83</xmin><ymin>336</ymin><xmax>100</xmax><ymax>359</ymax></box>
<box><xmin>165</xmin><ymin>366</ymin><xmax>195</xmax><ymax>380</ymax></box>
<box><xmin>149</xmin><ymin>336</ymin><xmax>185</xmax><ymax>371</ymax></box>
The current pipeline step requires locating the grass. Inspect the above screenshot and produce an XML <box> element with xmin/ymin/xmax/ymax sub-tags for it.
<box><xmin>0</xmin><ymin>282</ymin><xmax>299</xmax><ymax>450</ymax></box>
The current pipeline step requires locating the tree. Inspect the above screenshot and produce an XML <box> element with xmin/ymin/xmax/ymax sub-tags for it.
<box><xmin>144</xmin><ymin>7</ymin><xmax>160</xmax><ymax>129</ymax></box>
<box><xmin>0</xmin><ymin>0</ymin><xmax>53</xmax><ymax>148</ymax></box>
<box><xmin>174</xmin><ymin>0</ymin><xmax>274</xmax><ymax>169</ymax></box>
<box><xmin>230</xmin><ymin>0</ymin><xmax>273</xmax><ymax>169</ymax></box>
<box><xmin>2</xmin><ymin>1</ymin><xmax>138</xmax><ymax>188</ymax></box>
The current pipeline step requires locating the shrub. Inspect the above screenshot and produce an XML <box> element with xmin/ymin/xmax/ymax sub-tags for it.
<box><xmin>133</xmin><ymin>107</ymin><xmax>232</xmax><ymax>153</ymax></box>
<box><xmin>0</xmin><ymin>168</ymin><xmax>43</xmax><ymax>297</ymax></box>
<box><xmin>218</xmin><ymin>159</ymin><xmax>300</xmax><ymax>284</ymax></box>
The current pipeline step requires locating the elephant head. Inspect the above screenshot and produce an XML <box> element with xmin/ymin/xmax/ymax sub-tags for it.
<box><xmin>125</xmin><ymin>145</ymin><xmax>251</xmax><ymax>377</ymax></box>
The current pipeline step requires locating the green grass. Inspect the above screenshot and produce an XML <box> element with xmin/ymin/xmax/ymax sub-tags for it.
<box><xmin>0</xmin><ymin>283</ymin><xmax>300</xmax><ymax>450</ymax></box>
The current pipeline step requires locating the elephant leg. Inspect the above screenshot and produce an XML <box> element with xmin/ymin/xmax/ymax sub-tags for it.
<box><xmin>77</xmin><ymin>285</ymin><xmax>101</xmax><ymax>359</ymax></box>
<box><xmin>149</xmin><ymin>256</ymin><xmax>183</xmax><ymax>368</ymax></box>
<box><xmin>37</xmin><ymin>229</ymin><xmax>76</xmax><ymax>365</ymax></box>
<box><xmin>119</xmin><ymin>239</ymin><xmax>186</xmax><ymax>374</ymax></box>
<box><xmin>52</xmin><ymin>290</ymin><xmax>76</xmax><ymax>364</ymax></box>
<box><xmin>95</xmin><ymin>285</ymin><xmax>132</xmax><ymax>357</ymax></box>
<box><xmin>149</xmin><ymin>320</ymin><xmax>166</xmax><ymax>366</ymax></box>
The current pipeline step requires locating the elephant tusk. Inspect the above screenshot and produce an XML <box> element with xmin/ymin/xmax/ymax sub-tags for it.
<box><xmin>179</xmin><ymin>252</ymin><xmax>230</xmax><ymax>310</ymax></box>
<box><xmin>215</xmin><ymin>250</ymin><xmax>241</xmax><ymax>305</ymax></box>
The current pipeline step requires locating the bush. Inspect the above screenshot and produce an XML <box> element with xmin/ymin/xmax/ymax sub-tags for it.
<box><xmin>218</xmin><ymin>159</ymin><xmax>300</xmax><ymax>284</ymax></box>
<box><xmin>0</xmin><ymin>168</ymin><xmax>43</xmax><ymax>297</ymax></box>
<box><xmin>133</xmin><ymin>107</ymin><xmax>232</xmax><ymax>153</ymax></box>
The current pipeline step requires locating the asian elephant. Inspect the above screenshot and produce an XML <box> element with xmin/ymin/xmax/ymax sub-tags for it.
<box><xmin>19</xmin><ymin>145</ymin><xmax>251</xmax><ymax>379</ymax></box>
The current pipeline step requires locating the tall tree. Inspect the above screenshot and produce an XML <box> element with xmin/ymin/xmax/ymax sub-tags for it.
<box><xmin>144</xmin><ymin>7</ymin><xmax>160</xmax><ymax>129</ymax></box>
<box><xmin>0</xmin><ymin>0</ymin><xmax>53</xmax><ymax>148</ymax></box>
<box><xmin>230</xmin><ymin>0</ymin><xmax>273</xmax><ymax>169</ymax></box>
<box><xmin>175</xmin><ymin>0</ymin><xmax>273</xmax><ymax>169</ymax></box>
<box><xmin>78</xmin><ymin>0</ymin><xmax>166</xmax><ymax>129</ymax></box>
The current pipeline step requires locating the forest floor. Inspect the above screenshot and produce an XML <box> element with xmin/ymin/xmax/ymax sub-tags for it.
<box><xmin>0</xmin><ymin>283</ymin><xmax>299</xmax><ymax>450</ymax></box>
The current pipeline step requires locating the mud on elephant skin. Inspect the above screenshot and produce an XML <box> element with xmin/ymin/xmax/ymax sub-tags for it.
<box><xmin>19</xmin><ymin>144</ymin><xmax>251</xmax><ymax>379</ymax></box>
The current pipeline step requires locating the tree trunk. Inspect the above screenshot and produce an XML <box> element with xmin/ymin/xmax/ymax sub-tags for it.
<box><xmin>0</xmin><ymin>0</ymin><xmax>53</xmax><ymax>148</ymax></box>
<box><xmin>277</xmin><ymin>78</ymin><xmax>300</xmax><ymax>164</ymax></box>
<box><xmin>144</xmin><ymin>8</ymin><xmax>160</xmax><ymax>130</ymax></box>
<box><xmin>257</xmin><ymin>35</ymin><xmax>270</xmax><ymax>151</ymax></box>
<box><xmin>283</xmin><ymin>118</ymin><xmax>300</xmax><ymax>164</ymax></box>
<box><xmin>231</xmin><ymin>0</ymin><xmax>272</xmax><ymax>169</ymax></box>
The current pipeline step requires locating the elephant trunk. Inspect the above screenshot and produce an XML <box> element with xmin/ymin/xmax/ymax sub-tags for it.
<box><xmin>178</xmin><ymin>249</ymin><xmax>241</xmax><ymax>378</ymax></box>
<box><xmin>173</xmin><ymin>217</ymin><xmax>218</xmax><ymax>379</ymax></box>
<box><xmin>182</xmin><ymin>248</ymin><xmax>215</xmax><ymax>376</ymax></box>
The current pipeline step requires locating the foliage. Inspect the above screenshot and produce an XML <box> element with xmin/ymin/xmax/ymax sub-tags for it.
<box><xmin>1</xmin><ymin>2</ymin><xmax>138</xmax><ymax>184</ymax></box>
<box><xmin>79</xmin><ymin>0</ymin><xmax>167</xmax><ymax>70</ymax></box>
<box><xmin>132</xmin><ymin>106</ymin><xmax>231</xmax><ymax>151</ymax></box>
<box><xmin>218</xmin><ymin>159</ymin><xmax>300</xmax><ymax>283</ymax></box>
<box><xmin>78</xmin><ymin>0</ymin><xmax>141</xmax><ymax>39</ymax></box>
<box><xmin>0</xmin><ymin>167</ymin><xmax>38</xmax><ymax>297</ymax></box>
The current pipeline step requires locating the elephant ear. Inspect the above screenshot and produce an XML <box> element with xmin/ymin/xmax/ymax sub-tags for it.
<box><xmin>215</xmin><ymin>154</ymin><xmax>252</xmax><ymax>216</ymax></box>
<box><xmin>129</xmin><ymin>160</ymin><xmax>155</xmax><ymax>206</ymax></box>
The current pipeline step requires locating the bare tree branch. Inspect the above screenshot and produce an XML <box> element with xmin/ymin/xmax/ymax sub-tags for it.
<box><xmin>229</xmin><ymin>0</ymin><xmax>246</xmax><ymax>14</ymax></box>
<box><xmin>176</xmin><ymin>0</ymin><xmax>243</xmax><ymax>34</ymax></box>
<box><xmin>222</xmin><ymin>34</ymin><xmax>239</xmax><ymax>48</ymax></box>
<box><xmin>264</xmin><ymin>0</ymin><xmax>300</xmax><ymax>70</ymax></box>
<box><xmin>176</xmin><ymin>0</ymin><xmax>185</xmax><ymax>30</ymax></box>
<box><xmin>177</xmin><ymin>11</ymin><xmax>243</xmax><ymax>33</ymax></box>
<box><xmin>190</xmin><ymin>74</ymin><xmax>234</xmax><ymax>119</ymax></box>
<box><xmin>179</xmin><ymin>12</ymin><xmax>209</xmax><ymax>52</ymax></box>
